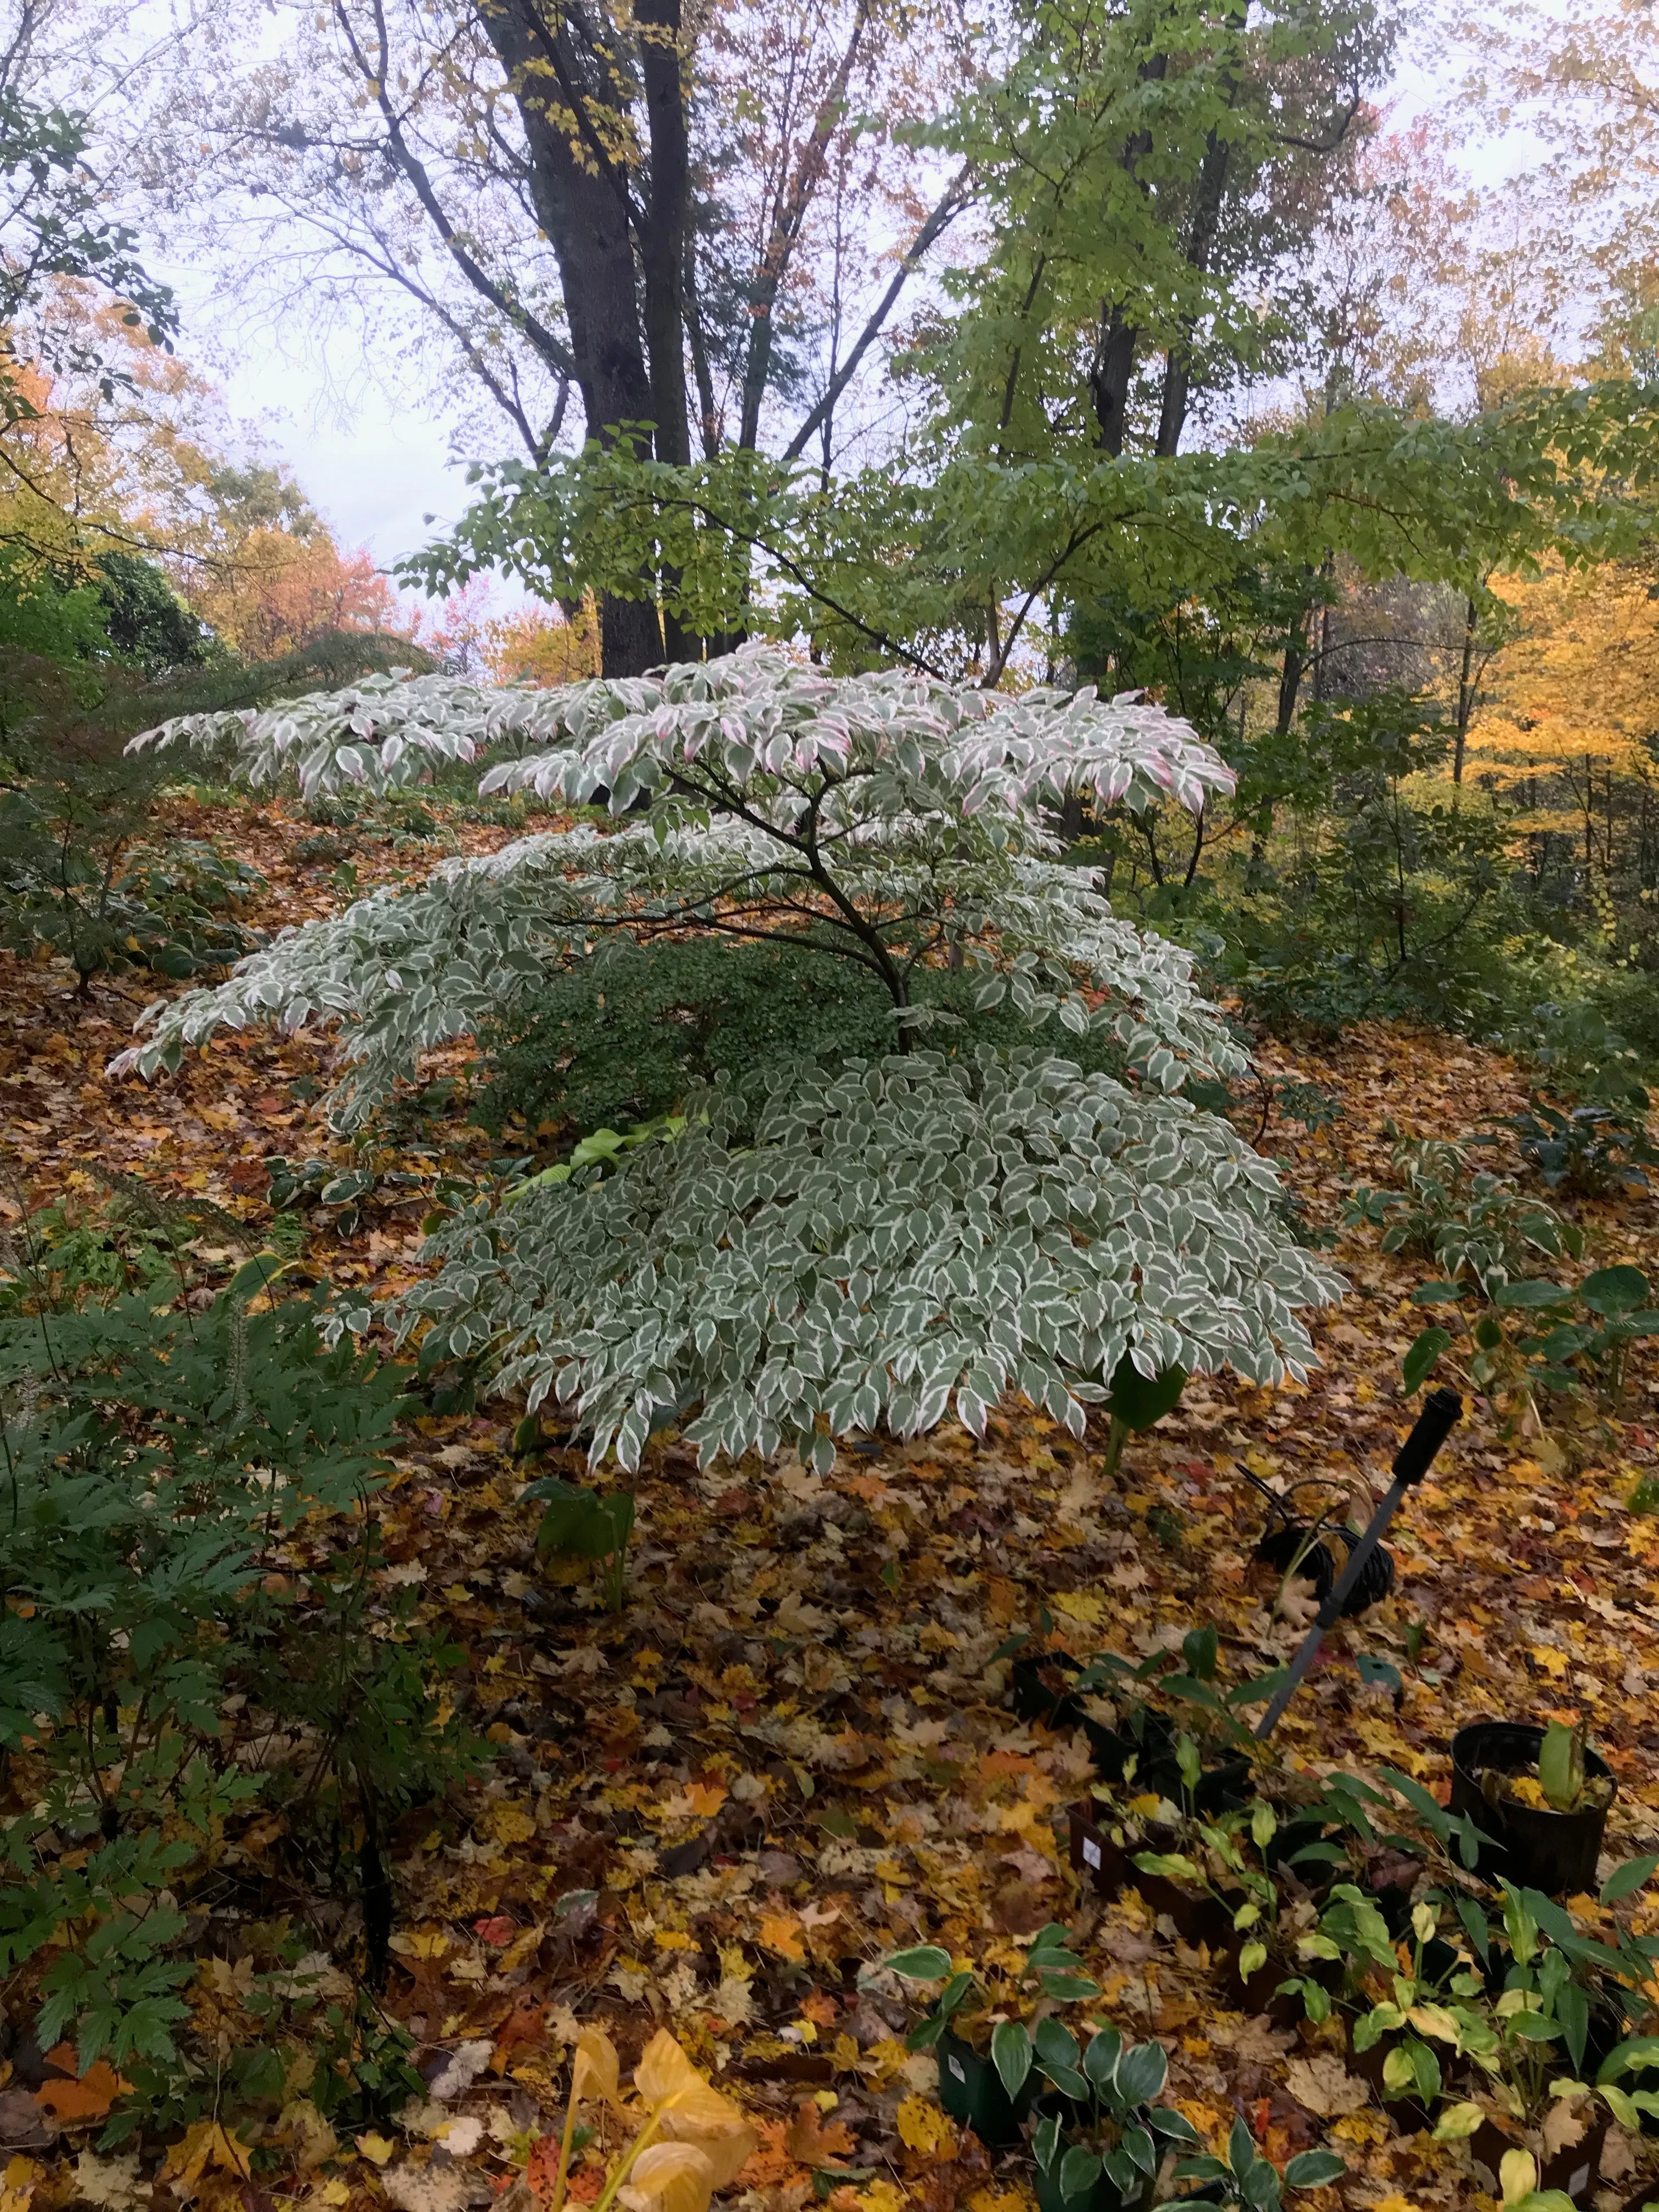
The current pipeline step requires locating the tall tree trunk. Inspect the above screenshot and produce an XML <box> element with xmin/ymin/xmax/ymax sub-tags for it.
<box><xmin>637</xmin><ymin>0</ymin><xmax>693</xmax><ymax>658</ymax></box>
<box><xmin>1087</xmin><ymin>54</ymin><xmax>1166</xmax><ymax>456</ymax></box>
<box><xmin>1453</xmin><ymin>591</ymin><xmax>1478</xmax><ymax>785</ymax></box>
<box><xmin>1155</xmin><ymin>125</ymin><xmax>1232</xmax><ymax>458</ymax></box>
<box><xmin>1090</xmin><ymin>307</ymin><xmax>1138</xmax><ymax>456</ymax></box>
<box><xmin>482</xmin><ymin>0</ymin><xmax>665</xmax><ymax>675</ymax></box>
<box><xmin>1277</xmin><ymin>607</ymin><xmax>1308</xmax><ymax>735</ymax></box>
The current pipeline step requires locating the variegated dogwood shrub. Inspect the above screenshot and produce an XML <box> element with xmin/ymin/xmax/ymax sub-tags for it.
<box><xmin>115</xmin><ymin>646</ymin><xmax>1342</xmax><ymax>1469</ymax></box>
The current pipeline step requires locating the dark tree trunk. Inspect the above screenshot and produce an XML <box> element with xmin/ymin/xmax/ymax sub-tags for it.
<box><xmin>1090</xmin><ymin>307</ymin><xmax>1139</xmax><ymax>457</ymax></box>
<box><xmin>481</xmin><ymin>0</ymin><xmax>673</xmax><ymax>675</ymax></box>
<box><xmin>637</xmin><ymin>0</ymin><xmax>695</xmax><ymax>660</ymax></box>
<box><xmin>1155</xmin><ymin>126</ymin><xmax>1232</xmax><ymax>458</ymax></box>
<box><xmin>1087</xmin><ymin>53</ymin><xmax>1165</xmax><ymax>457</ymax></box>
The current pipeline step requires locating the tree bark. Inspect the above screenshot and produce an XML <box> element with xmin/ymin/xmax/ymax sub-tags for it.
<box><xmin>1453</xmin><ymin>591</ymin><xmax>1478</xmax><ymax>785</ymax></box>
<box><xmin>1155</xmin><ymin>126</ymin><xmax>1232</xmax><ymax>458</ymax></box>
<box><xmin>480</xmin><ymin>0</ymin><xmax>665</xmax><ymax>675</ymax></box>
<box><xmin>1087</xmin><ymin>52</ymin><xmax>1165</xmax><ymax>455</ymax></box>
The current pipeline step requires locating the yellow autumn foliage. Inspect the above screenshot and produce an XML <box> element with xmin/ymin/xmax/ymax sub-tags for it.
<box><xmin>1470</xmin><ymin>556</ymin><xmax>1659</xmax><ymax>791</ymax></box>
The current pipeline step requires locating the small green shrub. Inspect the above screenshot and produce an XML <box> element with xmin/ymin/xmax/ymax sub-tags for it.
<box><xmin>1479</xmin><ymin>1094</ymin><xmax>1658</xmax><ymax>1195</ymax></box>
<box><xmin>0</xmin><ymin>1248</ymin><xmax>472</xmax><ymax>2098</ymax></box>
<box><xmin>1345</xmin><ymin>1136</ymin><xmax>1581</xmax><ymax>1295</ymax></box>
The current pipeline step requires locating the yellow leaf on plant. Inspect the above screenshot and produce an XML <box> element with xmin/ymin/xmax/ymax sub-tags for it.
<box><xmin>759</xmin><ymin>1915</ymin><xmax>805</xmax><ymax>1962</ymax></box>
<box><xmin>572</xmin><ymin>2027</ymin><xmax>621</xmax><ymax>2107</ymax></box>
<box><xmin>896</xmin><ymin>2096</ymin><xmax>956</xmax><ymax>2155</ymax></box>
<box><xmin>635</xmin><ymin>2031</ymin><xmax>754</xmax><ymax>2181</ymax></box>
<box><xmin>1431</xmin><ymin>2102</ymin><xmax>1485</xmax><ymax>2141</ymax></box>
<box><xmin>1500</xmin><ymin>2148</ymin><xmax>1538</xmax><ymax>2207</ymax></box>
<box><xmin>619</xmin><ymin>2143</ymin><xmax>716</xmax><ymax>2212</ymax></box>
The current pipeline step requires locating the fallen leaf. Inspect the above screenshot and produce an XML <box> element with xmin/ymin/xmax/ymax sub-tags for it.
<box><xmin>160</xmin><ymin>2121</ymin><xmax>253</xmax><ymax>2196</ymax></box>
<box><xmin>895</xmin><ymin>2096</ymin><xmax>957</xmax><ymax>2156</ymax></box>
<box><xmin>1283</xmin><ymin>2055</ymin><xmax>1371</xmax><ymax>2119</ymax></box>
<box><xmin>786</xmin><ymin>2100</ymin><xmax>856</xmax><ymax>2165</ymax></box>
<box><xmin>33</xmin><ymin>2049</ymin><xmax>130</xmax><ymax>2125</ymax></box>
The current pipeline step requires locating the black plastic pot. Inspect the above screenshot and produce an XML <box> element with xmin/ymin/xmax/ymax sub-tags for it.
<box><xmin>935</xmin><ymin>2029</ymin><xmax>1026</xmax><ymax>2148</ymax></box>
<box><xmin>1067</xmin><ymin>1804</ymin><xmax>1234</xmax><ymax>1949</ymax></box>
<box><xmin>1012</xmin><ymin>1655</ymin><xmax>1086</xmax><ymax>1730</ymax></box>
<box><xmin>1470</xmin><ymin>2117</ymin><xmax>1607</xmax><ymax>2207</ymax></box>
<box><xmin>1448</xmin><ymin>1722</ymin><xmax>1615</xmax><ymax>1897</ymax></box>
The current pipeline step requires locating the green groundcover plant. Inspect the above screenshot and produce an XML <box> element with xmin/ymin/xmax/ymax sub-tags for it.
<box><xmin>116</xmin><ymin>647</ymin><xmax>1342</xmax><ymax>1470</ymax></box>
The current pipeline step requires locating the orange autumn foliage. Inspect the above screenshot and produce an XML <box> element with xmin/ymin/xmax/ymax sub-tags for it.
<box><xmin>187</xmin><ymin>526</ymin><xmax>409</xmax><ymax>661</ymax></box>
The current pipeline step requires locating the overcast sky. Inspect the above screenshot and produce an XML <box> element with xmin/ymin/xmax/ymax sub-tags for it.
<box><xmin>145</xmin><ymin>16</ymin><xmax>1508</xmax><ymax>601</ymax></box>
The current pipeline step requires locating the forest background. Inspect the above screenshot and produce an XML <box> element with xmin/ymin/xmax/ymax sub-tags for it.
<box><xmin>14</xmin><ymin>0</ymin><xmax>1659</xmax><ymax>2205</ymax></box>
<box><xmin>13</xmin><ymin>0</ymin><xmax>1659</xmax><ymax>1057</ymax></box>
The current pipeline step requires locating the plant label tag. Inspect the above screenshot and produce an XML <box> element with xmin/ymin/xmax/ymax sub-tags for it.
<box><xmin>1082</xmin><ymin>1835</ymin><xmax>1102</xmax><ymax>1868</ymax></box>
<box><xmin>947</xmin><ymin>2056</ymin><xmax>966</xmax><ymax>2082</ymax></box>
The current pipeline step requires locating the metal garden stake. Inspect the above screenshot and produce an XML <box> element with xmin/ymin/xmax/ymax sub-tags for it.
<box><xmin>1254</xmin><ymin>1385</ymin><xmax>1463</xmax><ymax>1740</ymax></box>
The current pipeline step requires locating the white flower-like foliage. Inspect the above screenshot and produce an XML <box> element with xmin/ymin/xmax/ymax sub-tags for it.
<box><xmin>119</xmin><ymin>644</ymin><xmax>1342</xmax><ymax>1465</ymax></box>
<box><xmin>130</xmin><ymin>671</ymin><xmax>490</xmax><ymax>796</ymax></box>
<box><xmin>386</xmin><ymin>1051</ymin><xmax>1341</xmax><ymax>1474</ymax></box>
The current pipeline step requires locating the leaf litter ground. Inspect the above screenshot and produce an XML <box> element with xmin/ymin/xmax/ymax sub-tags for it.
<box><xmin>3</xmin><ymin>795</ymin><xmax>1659</xmax><ymax>2212</ymax></box>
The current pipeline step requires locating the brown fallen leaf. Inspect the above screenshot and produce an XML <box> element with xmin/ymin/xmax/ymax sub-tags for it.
<box><xmin>785</xmin><ymin>2100</ymin><xmax>856</xmax><ymax>2166</ymax></box>
<box><xmin>1282</xmin><ymin>2055</ymin><xmax>1371</xmax><ymax>2119</ymax></box>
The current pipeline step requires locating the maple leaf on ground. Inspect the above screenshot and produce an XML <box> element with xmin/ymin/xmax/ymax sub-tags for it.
<box><xmin>159</xmin><ymin>2120</ymin><xmax>253</xmax><ymax>2197</ymax></box>
<box><xmin>1277</xmin><ymin>1576</ymin><xmax>1321</xmax><ymax>1632</ymax></box>
<box><xmin>785</xmin><ymin>2101</ymin><xmax>857</xmax><ymax>2166</ymax></box>
<box><xmin>1282</xmin><ymin>2056</ymin><xmax>1370</xmax><ymax>2119</ymax></box>
<box><xmin>33</xmin><ymin>2049</ymin><xmax>131</xmax><ymax>2126</ymax></box>
<box><xmin>895</xmin><ymin>2096</ymin><xmax>958</xmax><ymax>2157</ymax></box>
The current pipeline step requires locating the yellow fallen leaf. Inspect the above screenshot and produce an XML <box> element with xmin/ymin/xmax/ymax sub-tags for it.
<box><xmin>1051</xmin><ymin>1591</ymin><xmax>1107</xmax><ymax>1625</ymax></box>
<box><xmin>485</xmin><ymin>1801</ymin><xmax>537</xmax><ymax>1844</ymax></box>
<box><xmin>855</xmin><ymin>2183</ymin><xmax>907</xmax><ymax>2212</ymax></box>
<box><xmin>161</xmin><ymin>2122</ymin><xmax>253</xmax><ymax>2196</ymax></box>
<box><xmin>275</xmin><ymin>2100</ymin><xmax>338</xmax><ymax>2170</ymax></box>
<box><xmin>319</xmin><ymin>2183</ymin><xmax>351</xmax><ymax>2207</ymax></box>
<box><xmin>1531</xmin><ymin>1646</ymin><xmax>1569</xmax><ymax>1679</ymax></box>
<box><xmin>1</xmin><ymin>2158</ymin><xmax>41</xmax><ymax>2212</ymax></box>
<box><xmin>896</xmin><ymin>2096</ymin><xmax>956</xmax><ymax>2155</ymax></box>
<box><xmin>759</xmin><ymin>1915</ymin><xmax>805</xmax><ymax>1962</ymax></box>
<box><xmin>356</xmin><ymin>2133</ymin><xmax>397</xmax><ymax>2166</ymax></box>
